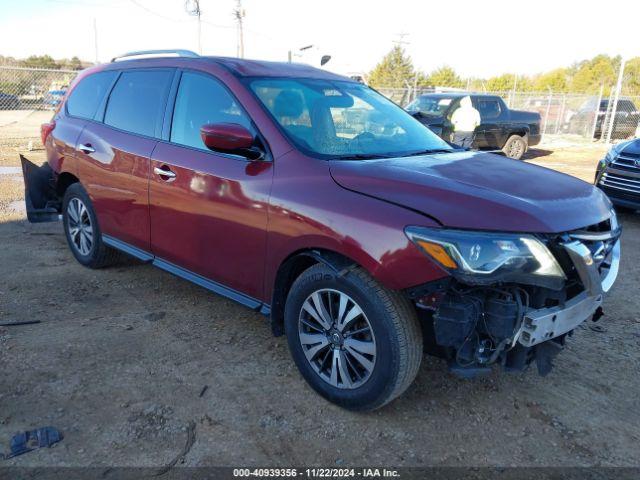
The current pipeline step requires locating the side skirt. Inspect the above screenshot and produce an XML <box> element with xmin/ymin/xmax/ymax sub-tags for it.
<box><xmin>103</xmin><ymin>235</ymin><xmax>153</xmax><ymax>262</ymax></box>
<box><xmin>102</xmin><ymin>234</ymin><xmax>269</xmax><ymax>314</ymax></box>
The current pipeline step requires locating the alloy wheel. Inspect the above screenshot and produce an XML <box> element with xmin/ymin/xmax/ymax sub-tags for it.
<box><xmin>298</xmin><ymin>289</ymin><xmax>376</xmax><ymax>389</ymax></box>
<box><xmin>509</xmin><ymin>140</ymin><xmax>524</xmax><ymax>158</ymax></box>
<box><xmin>67</xmin><ymin>198</ymin><xmax>93</xmax><ymax>256</ymax></box>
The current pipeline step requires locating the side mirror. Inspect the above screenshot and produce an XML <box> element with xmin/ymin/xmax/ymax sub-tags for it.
<box><xmin>200</xmin><ymin>123</ymin><xmax>262</xmax><ymax>159</ymax></box>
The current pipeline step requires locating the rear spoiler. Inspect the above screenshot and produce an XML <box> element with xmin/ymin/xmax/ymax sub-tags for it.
<box><xmin>20</xmin><ymin>155</ymin><xmax>60</xmax><ymax>223</ymax></box>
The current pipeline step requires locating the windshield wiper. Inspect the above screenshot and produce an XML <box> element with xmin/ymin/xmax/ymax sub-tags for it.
<box><xmin>335</xmin><ymin>153</ymin><xmax>393</xmax><ymax>160</ymax></box>
<box><xmin>402</xmin><ymin>148</ymin><xmax>456</xmax><ymax>157</ymax></box>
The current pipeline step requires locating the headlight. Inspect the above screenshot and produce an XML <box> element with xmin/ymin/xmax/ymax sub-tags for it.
<box><xmin>603</xmin><ymin>150</ymin><xmax>614</xmax><ymax>165</ymax></box>
<box><xmin>609</xmin><ymin>207</ymin><xmax>619</xmax><ymax>231</ymax></box>
<box><xmin>405</xmin><ymin>227</ymin><xmax>566</xmax><ymax>290</ymax></box>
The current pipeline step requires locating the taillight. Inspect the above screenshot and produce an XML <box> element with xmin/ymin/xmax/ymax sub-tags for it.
<box><xmin>40</xmin><ymin>121</ymin><xmax>56</xmax><ymax>145</ymax></box>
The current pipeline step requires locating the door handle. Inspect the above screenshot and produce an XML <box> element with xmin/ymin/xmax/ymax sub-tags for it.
<box><xmin>78</xmin><ymin>143</ymin><xmax>95</xmax><ymax>154</ymax></box>
<box><xmin>154</xmin><ymin>166</ymin><xmax>177</xmax><ymax>181</ymax></box>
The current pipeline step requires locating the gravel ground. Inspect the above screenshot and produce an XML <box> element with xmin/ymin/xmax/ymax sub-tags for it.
<box><xmin>0</xmin><ymin>133</ymin><xmax>638</xmax><ymax>468</ymax></box>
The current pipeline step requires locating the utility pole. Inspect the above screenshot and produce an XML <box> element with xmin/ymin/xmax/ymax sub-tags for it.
<box><xmin>93</xmin><ymin>18</ymin><xmax>99</xmax><ymax>64</ymax></box>
<box><xmin>185</xmin><ymin>0</ymin><xmax>202</xmax><ymax>54</ymax></box>
<box><xmin>233</xmin><ymin>0</ymin><xmax>245</xmax><ymax>58</ymax></box>
<box><xmin>392</xmin><ymin>32</ymin><xmax>410</xmax><ymax>47</ymax></box>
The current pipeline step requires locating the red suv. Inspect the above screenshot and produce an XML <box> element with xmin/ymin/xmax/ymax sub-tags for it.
<box><xmin>22</xmin><ymin>50</ymin><xmax>620</xmax><ymax>411</ymax></box>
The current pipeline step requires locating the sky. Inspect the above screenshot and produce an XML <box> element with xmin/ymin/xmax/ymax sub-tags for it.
<box><xmin>0</xmin><ymin>0</ymin><xmax>638</xmax><ymax>77</ymax></box>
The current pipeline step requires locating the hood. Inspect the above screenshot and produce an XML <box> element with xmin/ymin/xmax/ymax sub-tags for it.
<box><xmin>329</xmin><ymin>151</ymin><xmax>612</xmax><ymax>233</ymax></box>
<box><xmin>620</xmin><ymin>138</ymin><xmax>640</xmax><ymax>156</ymax></box>
<box><xmin>410</xmin><ymin>112</ymin><xmax>444</xmax><ymax>126</ymax></box>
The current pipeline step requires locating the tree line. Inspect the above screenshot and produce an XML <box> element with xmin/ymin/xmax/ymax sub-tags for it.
<box><xmin>0</xmin><ymin>55</ymin><xmax>87</xmax><ymax>70</ymax></box>
<box><xmin>367</xmin><ymin>46</ymin><xmax>640</xmax><ymax>96</ymax></box>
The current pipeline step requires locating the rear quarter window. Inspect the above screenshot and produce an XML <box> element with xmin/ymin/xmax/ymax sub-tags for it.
<box><xmin>618</xmin><ymin>100</ymin><xmax>636</xmax><ymax>112</ymax></box>
<box><xmin>104</xmin><ymin>70</ymin><xmax>173</xmax><ymax>137</ymax></box>
<box><xmin>475</xmin><ymin>98</ymin><xmax>501</xmax><ymax>119</ymax></box>
<box><xmin>66</xmin><ymin>71</ymin><xmax>117</xmax><ymax>120</ymax></box>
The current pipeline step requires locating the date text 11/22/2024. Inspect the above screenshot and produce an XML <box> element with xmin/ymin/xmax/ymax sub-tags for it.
<box><xmin>232</xmin><ymin>468</ymin><xmax>400</xmax><ymax>477</ymax></box>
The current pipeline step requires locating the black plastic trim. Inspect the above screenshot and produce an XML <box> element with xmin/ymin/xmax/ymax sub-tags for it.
<box><xmin>102</xmin><ymin>235</ymin><xmax>153</xmax><ymax>262</ymax></box>
<box><xmin>101</xmin><ymin>235</ymin><xmax>270</xmax><ymax>314</ymax></box>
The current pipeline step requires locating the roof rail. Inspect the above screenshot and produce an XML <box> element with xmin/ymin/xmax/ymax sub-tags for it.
<box><xmin>110</xmin><ymin>49</ymin><xmax>199</xmax><ymax>62</ymax></box>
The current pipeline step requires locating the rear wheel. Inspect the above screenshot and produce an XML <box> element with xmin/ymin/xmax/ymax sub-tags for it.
<box><xmin>502</xmin><ymin>134</ymin><xmax>528</xmax><ymax>160</ymax></box>
<box><xmin>284</xmin><ymin>263</ymin><xmax>422</xmax><ymax>411</ymax></box>
<box><xmin>62</xmin><ymin>183</ymin><xmax>120</xmax><ymax>268</ymax></box>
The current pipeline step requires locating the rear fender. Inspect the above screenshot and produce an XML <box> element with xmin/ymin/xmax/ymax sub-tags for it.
<box><xmin>20</xmin><ymin>155</ymin><xmax>60</xmax><ymax>223</ymax></box>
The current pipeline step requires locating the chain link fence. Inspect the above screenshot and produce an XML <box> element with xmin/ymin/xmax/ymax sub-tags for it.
<box><xmin>0</xmin><ymin>66</ymin><xmax>638</xmax><ymax>148</ymax></box>
<box><xmin>0</xmin><ymin>66</ymin><xmax>77</xmax><ymax>111</ymax></box>
<box><xmin>600</xmin><ymin>68</ymin><xmax>640</xmax><ymax>143</ymax></box>
<box><xmin>378</xmin><ymin>86</ymin><xmax>640</xmax><ymax>145</ymax></box>
<box><xmin>0</xmin><ymin>67</ymin><xmax>78</xmax><ymax>148</ymax></box>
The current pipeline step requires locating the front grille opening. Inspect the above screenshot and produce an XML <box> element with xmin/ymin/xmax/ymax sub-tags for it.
<box><xmin>600</xmin><ymin>172</ymin><xmax>640</xmax><ymax>194</ymax></box>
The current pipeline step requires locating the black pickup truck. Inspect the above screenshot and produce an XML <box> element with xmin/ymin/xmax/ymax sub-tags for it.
<box><xmin>406</xmin><ymin>93</ymin><xmax>542</xmax><ymax>159</ymax></box>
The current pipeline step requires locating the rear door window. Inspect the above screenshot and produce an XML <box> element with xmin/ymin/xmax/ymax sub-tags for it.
<box><xmin>104</xmin><ymin>70</ymin><xmax>173</xmax><ymax>137</ymax></box>
<box><xmin>476</xmin><ymin>98</ymin><xmax>501</xmax><ymax>119</ymax></box>
<box><xmin>170</xmin><ymin>71</ymin><xmax>252</xmax><ymax>150</ymax></box>
<box><xmin>66</xmin><ymin>71</ymin><xmax>117</xmax><ymax>120</ymax></box>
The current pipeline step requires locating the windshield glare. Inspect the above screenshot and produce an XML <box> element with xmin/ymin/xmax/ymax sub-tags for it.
<box><xmin>249</xmin><ymin>78</ymin><xmax>453</xmax><ymax>158</ymax></box>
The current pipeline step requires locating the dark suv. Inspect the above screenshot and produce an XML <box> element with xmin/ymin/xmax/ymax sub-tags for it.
<box><xmin>596</xmin><ymin>138</ymin><xmax>640</xmax><ymax>210</ymax></box>
<box><xmin>22</xmin><ymin>50</ymin><xmax>620</xmax><ymax>411</ymax></box>
<box><xmin>570</xmin><ymin>98</ymin><xmax>640</xmax><ymax>139</ymax></box>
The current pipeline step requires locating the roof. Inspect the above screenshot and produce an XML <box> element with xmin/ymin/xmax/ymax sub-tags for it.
<box><xmin>418</xmin><ymin>92</ymin><xmax>500</xmax><ymax>99</ymax></box>
<box><xmin>101</xmin><ymin>52</ymin><xmax>352</xmax><ymax>82</ymax></box>
<box><xmin>205</xmin><ymin>56</ymin><xmax>352</xmax><ymax>81</ymax></box>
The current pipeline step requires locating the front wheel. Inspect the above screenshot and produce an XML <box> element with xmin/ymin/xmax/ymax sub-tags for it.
<box><xmin>284</xmin><ymin>264</ymin><xmax>423</xmax><ymax>411</ymax></box>
<box><xmin>502</xmin><ymin>134</ymin><xmax>528</xmax><ymax>160</ymax></box>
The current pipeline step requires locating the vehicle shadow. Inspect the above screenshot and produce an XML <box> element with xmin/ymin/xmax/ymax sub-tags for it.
<box><xmin>522</xmin><ymin>148</ymin><xmax>554</xmax><ymax>160</ymax></box>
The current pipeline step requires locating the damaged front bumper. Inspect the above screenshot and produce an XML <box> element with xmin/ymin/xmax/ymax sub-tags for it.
<box><xmin>517</xmin><ymin>238</ymin><xmax>620</xmax><ymax>348</ymax></box>
<box><xmin>415</xmin><ymin>219</ymin><xmax>622</xmax><ymax>377</ymax></box>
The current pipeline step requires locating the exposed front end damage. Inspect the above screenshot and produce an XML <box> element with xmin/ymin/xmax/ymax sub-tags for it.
<box><xmin>407</xmin><ymin>215</ymin><xmax>621</xmax><ymax>377</ymax></box>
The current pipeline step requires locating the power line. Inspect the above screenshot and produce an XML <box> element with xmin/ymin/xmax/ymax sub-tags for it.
<box><xmin>46</xmin><ymin>0</ymin><xmax>119</xmax><ymax>7</ymax></box>
<box><xmin>128</xmin><ymin>0</ymin><xmax>190</xmax><ymax>23</ymax></box>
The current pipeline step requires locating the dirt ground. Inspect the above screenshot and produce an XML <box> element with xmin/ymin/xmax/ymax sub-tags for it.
<box><xmin>0</xmin><ymin>118</ymin><xmax>639</xmax><ymax>468</ymax></box>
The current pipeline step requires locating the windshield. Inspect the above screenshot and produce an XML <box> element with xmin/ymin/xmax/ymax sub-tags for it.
<box><xmin>405</xmin><ymin>96</ymin><xmax>454</xmax><ymax>117</ymax></box>
<box><xmin>248</xmin><ymin>78</ymin><xmax>453</xmax><ymax>159</ymax></box>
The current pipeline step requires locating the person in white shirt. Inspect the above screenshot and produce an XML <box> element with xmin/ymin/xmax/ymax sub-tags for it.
<box><xmin>450</xmin><ymin>96</ymin><xmax>481</xmax><ymax>148</ymax></box>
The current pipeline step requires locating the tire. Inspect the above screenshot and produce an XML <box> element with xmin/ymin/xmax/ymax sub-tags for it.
<box><xmin>502</xmin><ymin>134</ymin><xmax>527</xmax><ymax>160</ymax></box>
<box><xmin>62</xmin><ymin>183</ymin><xmax>120</xmax><ymax>268</ymax></box>
<box><xmin>284</xmin><ymin>263</ymin><xmax>422</xmax><ymax>411</ymax></box>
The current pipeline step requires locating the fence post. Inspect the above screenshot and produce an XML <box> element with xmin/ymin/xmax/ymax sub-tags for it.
<box><xmin>555</xmin><ymin>94</ymin><xmax>566</xmax><ymax>134</ymax></box>
<box><xmin>606</xmin><ymin>57</ymin><xmax>626</xmax><ymax>145</ymax></box>
<box><xmin>591</xmin><ymin>84</ymin><xmax>604</xmax><ymax>141</ymax></box>
<box><xmin>542</xmin><ymin>88</ymin><xmax>553</xmax><ymax>138</ymax></box>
